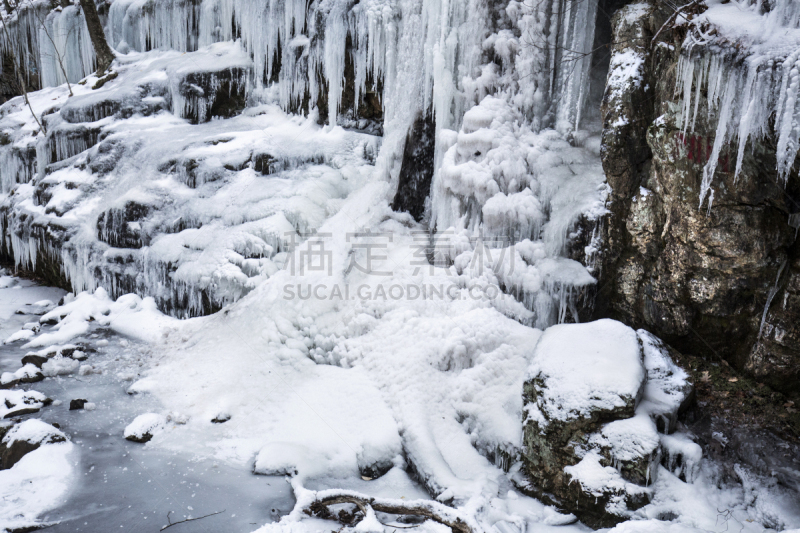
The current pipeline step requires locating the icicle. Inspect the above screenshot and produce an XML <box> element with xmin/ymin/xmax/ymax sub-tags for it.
<box><xmin>758</xmin><ymin>258</ymin><xmax>788</xmax><ymax>339</ymax></box>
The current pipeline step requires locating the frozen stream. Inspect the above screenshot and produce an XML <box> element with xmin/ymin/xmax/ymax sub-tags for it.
<box><xmin>1</xmin><ymin>272</ymin><xmax>295</xmax><ymax>532</ymax></box>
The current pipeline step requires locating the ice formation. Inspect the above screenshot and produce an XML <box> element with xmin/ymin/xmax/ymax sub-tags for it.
<box><xmin>1</xmin><ymin>1</ymin><xmax>95</xmax><ymax>86</ymax></box>
<box><xmin>676</xmin><ymin>0</ymin><xmax>800</xmax><ymax>209</ymax></box>
<box><xmin>0</xmin><ymin>0</ymin><xmax>609</xmax><ymax>324</ymax></box>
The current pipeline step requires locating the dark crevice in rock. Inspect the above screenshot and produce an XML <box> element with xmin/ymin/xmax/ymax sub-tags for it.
<box><xmin>391</xmin><ymin>113</ymin><xmax>436</xmax><ymax>223</ymax></box>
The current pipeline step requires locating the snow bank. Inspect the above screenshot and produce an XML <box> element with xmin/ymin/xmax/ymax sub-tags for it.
<box><xmin>0</xmin><ymin>437</ymin><xmax>74</xmax><ymax>532</ymax></box>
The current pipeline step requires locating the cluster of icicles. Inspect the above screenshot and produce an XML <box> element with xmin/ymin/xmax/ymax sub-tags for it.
<box><xmin>1</xmin><ymin>2</ymin><xmax>95</xmax><ymax>87</ymax></box>
<box><xmin>676</xmin><ymin>0</ymin><xmax>800</xmax><ymax>210</ymax></box>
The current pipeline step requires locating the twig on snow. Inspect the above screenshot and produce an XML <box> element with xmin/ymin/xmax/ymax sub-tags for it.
<box><xmin>160</xmin><ymin>509</ymin><xmax>225</xmax><ymax>531</ymax></box>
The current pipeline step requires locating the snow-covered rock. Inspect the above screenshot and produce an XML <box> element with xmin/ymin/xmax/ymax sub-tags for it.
<box><xmin>124</xmin><ymin>413</ymin><xmax>167</xmax><ymax>443</ymax></box>
<box><xmin>1</xmin><ymin>419</ymin><xmax>66</xmax><ymax>470</ymax></box>
<box><xmin>0</xmin><ymin>420</ymin><xmax>74</xmax><ymax>532</ymax></box>
<box><xmin>0</xmin><ymin>364</ymin><xmax>44</xmax><ymax>388</ymax></box>
<box><xmin>522</xmin><ymin>320</ymin><xmax>694</xmax><ymax>527</ymax></box>
<box><xmin>0</xmin><ymin>390</ymin><xmax>50</xmax><ymax>419</ymax></box>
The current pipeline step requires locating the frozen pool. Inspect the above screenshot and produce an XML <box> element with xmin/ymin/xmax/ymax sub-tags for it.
<box><xmin>1</xmin><ymin>273</ymin><xmax>295</xmax><ymax>532</ymax></box>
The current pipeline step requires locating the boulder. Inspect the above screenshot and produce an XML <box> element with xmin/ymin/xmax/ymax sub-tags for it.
<box><xmin>20</xmin><ymin>355</ymin><xmax>48</xmax><ymax>369</ymax></box>
<box><xmin>0</xmin><ymin>419</ymin><xmax>66</xmax><ymax>470</ymax></box>
<box><xmin>124</xmin><ymin>413</ymin><xmax>166</xmax><ymax>443</ymax></box>
<box><xmin>521</xmin><ymin>320</ymin><xmax>694</xmax><ymax>528</ymax></box>
<box><xmin>69</xmin><ymin>399</ymin><xmax>88</xmax><ymax>410</ymax></box>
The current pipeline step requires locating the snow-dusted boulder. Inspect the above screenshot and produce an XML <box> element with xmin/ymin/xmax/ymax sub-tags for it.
<box><xmin>124</xmin><ymin>413</ymin><xmax>167</xmax><ymax>443</ymax></box>
<box><xmin>0</xmin><ymin>390</ymin><xmax>50</xmax><ymax>419</ymax></box>
<box><xmin>1</xmin><ymin>419</ymin><xmax>66</xmax><ymax>470</ymax></box>
<box><xmin>521</xmin><ymin>319</ymin><xmax>694</xmax><ymax>528</ymax></box>
<box><xmin>1</xmin><ymin>364</ymin><xmax>45</xmax><ymax>389</ymax></box>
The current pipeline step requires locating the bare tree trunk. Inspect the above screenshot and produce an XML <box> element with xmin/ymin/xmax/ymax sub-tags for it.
<box><xmin>78</xmin><ymin>0</ymin><xmax>113</xmax><ymax>75</ymax></box>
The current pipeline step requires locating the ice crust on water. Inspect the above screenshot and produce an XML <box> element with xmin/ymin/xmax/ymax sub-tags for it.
<box><xmin>676</xmin><ymin>0</ymin><xmax>800</xmax><ymax>209</ymax></box>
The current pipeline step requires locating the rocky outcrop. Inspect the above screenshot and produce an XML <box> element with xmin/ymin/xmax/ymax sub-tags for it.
<box><xmin>521</xmin><ymin>320</ymin><xmax>695</xmax><ymax>528</ymax></box>
<box><xmin>596</xmin><ymin>1</ymin><xmax>800</xmax><ymax>397</ymax></box>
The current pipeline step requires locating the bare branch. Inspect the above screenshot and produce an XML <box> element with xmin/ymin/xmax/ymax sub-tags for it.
<box><xmin>160</xmin><ymin>509</ymin><xmax>225</xmax><ymax>531</ymax></box>
<box><xmin>651</xmin><ymin>0</ymin><xmax>704</xmax><ymax>49</ymax></box>
<box><xmin>304</xmin><ymin>492</ymin><xmax>473</xmax><ymax>533</ymax></box>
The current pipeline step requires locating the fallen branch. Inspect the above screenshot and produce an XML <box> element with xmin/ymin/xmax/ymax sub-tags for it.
<box><xmin>160</xmin><ymin>509</ymin><xmax>225</xmax><ymax>531</ymax></box>
<box><xmin>304</xmin><ymin>493</ymin><xmax>472</xmax><ymax>533</ymax></box>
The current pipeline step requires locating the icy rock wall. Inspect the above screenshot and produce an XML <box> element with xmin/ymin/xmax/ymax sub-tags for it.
<box><xmin>597</xmin><ymin>0</ymin><xmax>800</xmax><ymax>395</ymax></box>
<box><xmin>103</xmin><ymin>0</ymin><xmax>596</xmax><ymax>130</ymax></box>
<box><xmin>2</xmin><ymin>0</ymin><xmax>610</xmax><ymax>322</ymax></box>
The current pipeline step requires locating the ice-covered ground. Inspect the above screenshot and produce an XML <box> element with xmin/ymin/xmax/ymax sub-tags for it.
<box><xmin>3</xmin><ymin>249</ymin><xmax>800</xmax><ymax>533</ymax></box>
<box><xmin>0</xmin><ymin>0</ymin><xmax>799</xmax><ymax>530</ymax></box>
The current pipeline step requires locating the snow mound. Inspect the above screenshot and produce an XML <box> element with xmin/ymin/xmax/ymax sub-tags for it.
<box><xmin>0</xmin><ymin>435</ymin><xmax>74</xmax><ymax>532</ymax></box>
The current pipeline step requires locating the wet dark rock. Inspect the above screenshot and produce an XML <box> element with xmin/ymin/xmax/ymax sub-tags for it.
<box><xmin>3</xmin><ymin>407</ymin><xmax>40</xmax><ymax>419</ymax></box>
<box><xmin>391</xmin><ymin>113</ymin><xmax>436</xmax><ymax>223</ymax></box>
<box><xmin>69</xmin><ymin>399</ymin><xmax>88</xmax><ymax>410</ymax></box>
<box><xmin>358</xmin><ymin>459</ymin><xmax>394</xmax><ymax>481</ymax></box>
<box><xmin>125</xmin><ymin>432</ymin><xmax>153</xmax><ymax>444</ymax></box>
<box><xmin>211</xmin><ymin>413</ymin><xmax>231</xmax><ymax>423</ymax></box>
<box><xmin>19</xmin><ymin>371</ymin><xmax>45</xmax><ymax>384</ymax></box>
<box><xmin>177</xmin><ymin>67</ymin><xmax>249</xmax><ymax>124</ymax></box>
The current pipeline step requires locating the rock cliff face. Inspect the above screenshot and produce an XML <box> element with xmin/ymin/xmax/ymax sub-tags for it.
<box><xmin>596</xmin><ymin>1</ymin><xmax>800</xmax><ymax>398</ymax></box>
